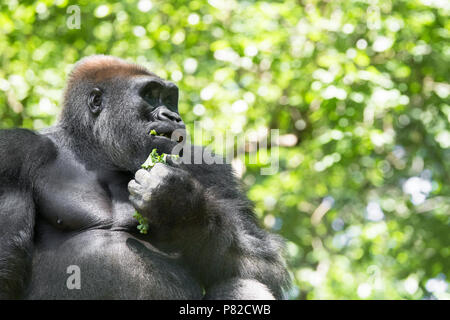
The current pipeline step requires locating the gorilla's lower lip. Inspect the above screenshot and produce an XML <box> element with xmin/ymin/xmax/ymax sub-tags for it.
<box><xmin>148</xmin><ymin>130</ymin><xmax>184</xmax><ymax>142</ymax></box>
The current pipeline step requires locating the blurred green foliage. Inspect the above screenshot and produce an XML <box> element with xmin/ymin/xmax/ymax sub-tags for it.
<box><xmin>0</xmin><ymin>0</ymin><xmax>449</xmax><ymax>299</ymax></box>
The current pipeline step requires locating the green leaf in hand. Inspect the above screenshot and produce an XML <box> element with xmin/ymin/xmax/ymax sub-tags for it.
<box><xmin>133</xmin><ymin>211</ymin><xmax>149</xmax><ymax>234</ymax></box>
<box><xmin>141</xmin><ymin>148</ymin><xmax>167</xmax><ymax>169</ymax></box>
<box><xmin>134</xmin><ymin>149</ymin><xmax>179</xmax><ymax>234</ymax></box>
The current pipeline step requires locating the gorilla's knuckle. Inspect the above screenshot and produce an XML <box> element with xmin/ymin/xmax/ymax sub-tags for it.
<box><xmin>142</xmin><ymin>193</ymin><xmax>152</xmax><ymax>202</ymax></box>
<box><xmin>135</xmin><ymin>200</ymin><xmax>146</xmax><ymax>211</ymax></box>
<box><xmin>152</xmin><ymin>163</ymin><xmax>171</xmax><ymax>178</ymax></box>
<box><xmin>152</xmin><ymin>162</ymin><xmax>167</xmax><ymax>171</ymax></box>
<box><xmin>129</xmin><ymin>194</ymin><xmax>147</xmax><ymax>210</ymax></box>
<box><xmin>128</xmin><ymin>180</ymin><xmax>140</xmax><ymax>193</ymax></box>
<box><xmin>135</xmin><ymin>169</ymin><xmax>151</xmax><ymax>184</ymax></box>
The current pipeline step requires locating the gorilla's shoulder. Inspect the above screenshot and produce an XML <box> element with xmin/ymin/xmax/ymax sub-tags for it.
<box><xmin>0</xmin><ymin>128</ymin><xmax>57</xmax><ymax>179</ymax></box>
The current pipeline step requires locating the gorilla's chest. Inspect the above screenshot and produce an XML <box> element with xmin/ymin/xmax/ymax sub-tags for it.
<box><xmin>35</xmin><ymin>151</ymin><xmax>136</xmax><ymax>231</ymax></box>
<box><xmin>27</xmin><ymin>228</ymin><xmax>202</xmax><ymax>299</ymax></box>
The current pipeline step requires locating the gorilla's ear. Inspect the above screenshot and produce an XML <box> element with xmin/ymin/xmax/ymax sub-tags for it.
<box><xmin>88</xmin><ymin>88</ymin><xmax>103</xmax><ymax>114</ymax></box>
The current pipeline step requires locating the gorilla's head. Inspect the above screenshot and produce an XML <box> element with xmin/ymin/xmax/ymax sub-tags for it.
<box><xmin>60</xmin><ymin>55</ymin><xmax>185</xmax><ymax>172</ymax></box>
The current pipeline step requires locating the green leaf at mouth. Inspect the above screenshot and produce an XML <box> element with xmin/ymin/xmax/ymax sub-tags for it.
<box><xmin>149</xmin><ymin>129</ymin><xmax>168</xmax><ymax>137</ymax></box>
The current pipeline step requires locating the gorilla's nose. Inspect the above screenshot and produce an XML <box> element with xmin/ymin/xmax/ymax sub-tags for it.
<box><xmin>155</xmin><ymin>107</ymin><xmax>182</xmax><ymax>123</ymax></box>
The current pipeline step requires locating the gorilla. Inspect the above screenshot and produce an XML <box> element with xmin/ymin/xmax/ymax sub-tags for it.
<box><xmin>0</xmin><ymin>55</ymin><xmax>290</xmax><ymax>299</ymax></box>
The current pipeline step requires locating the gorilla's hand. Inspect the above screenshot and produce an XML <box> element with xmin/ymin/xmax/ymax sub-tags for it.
<box><xmin>128</xmin><ymin>163</ymin><xmax>205</xmax><ymax>228</ymax></box>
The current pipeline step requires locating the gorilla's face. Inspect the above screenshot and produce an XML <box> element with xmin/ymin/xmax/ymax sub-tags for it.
<box><xmin>62</xmin><ymin>56</ymin><xmax>186</xmax><ymax>172</ymax></box>
<box><xmin>93</xmin><ymin>75</ymin><xmax>186</xmax><ymax>171</ymax></box>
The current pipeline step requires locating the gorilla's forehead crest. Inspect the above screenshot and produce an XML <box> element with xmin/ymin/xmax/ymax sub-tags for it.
<box><xmin>68</xmin><ymin>55</ymin><xmax>156</xmax><ymax>84</ymax></box>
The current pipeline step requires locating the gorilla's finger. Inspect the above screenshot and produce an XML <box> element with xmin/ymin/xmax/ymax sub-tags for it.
<box><xmin>129</xmin><ymin>195</ymin><xmax>146</xmax><ymax>212</ymax></box>
<box><xmin>135</xmin><ymin>169</ymin><xmax>152</xmax><ymax>186</ymax></box>
<box><xmin>151</xmin><ymin>163</ymin><xmax>172</xmax><ymax>178</ymax></box>
<box><xmin>128</xmin><ymin>179</ymin><xmax>143</xmax><ymax>196</ymax></box>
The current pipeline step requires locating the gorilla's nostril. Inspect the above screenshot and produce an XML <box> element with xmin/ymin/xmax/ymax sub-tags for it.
<box><xmin>156</xmin><ymin>108</ymin><xmax>181</xmax><ymax>123</ymax></box>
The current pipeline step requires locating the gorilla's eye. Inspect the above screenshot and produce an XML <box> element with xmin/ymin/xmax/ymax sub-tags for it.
<box><xmin>88</xmin><ymin>88</ymin><xmax>103</xmax><ymax>114</ymax></box>
<box><xmin>141</xmin><ymin>81</ymin><xmax>163</xmax><ymax>109</ymax></box>
<box><xmin>161</xmin><ymin>86</ymin><xmax>179</xmax><ymax>111</ymax></box>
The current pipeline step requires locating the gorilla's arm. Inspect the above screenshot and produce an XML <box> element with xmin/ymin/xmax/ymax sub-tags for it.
<box><xmin>128</xmin><ymin>146</ymin><xmax>290</xmax><ymax>299</ymax></box>
<box><xmin>0</xmin><ymin>129</ymin><xmax>56</xmax><ymax>299</ymax></box>
<box><xmin>181</xmin><ymin>158</ymin><xmax>290</xmax><ymax>299</ymax></box>
<box><xmin>0</xmin><ymin>185</ymin><xmax>35</xmax><ymax>299</ymax></box>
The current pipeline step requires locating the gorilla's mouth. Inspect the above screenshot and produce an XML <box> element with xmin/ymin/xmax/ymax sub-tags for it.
<box><xmin>147</xmin><ymin>122</ymin><xmax>185</xmax><ymax>143</ymax></box>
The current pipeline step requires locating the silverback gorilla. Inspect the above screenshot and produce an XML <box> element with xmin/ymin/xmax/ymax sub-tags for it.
<box><xmin>0</xmin><ymin>56</ymin><xmax>289</xmax><ymax>299</ymax></box>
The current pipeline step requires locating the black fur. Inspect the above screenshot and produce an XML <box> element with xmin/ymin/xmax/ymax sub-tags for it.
<box><xmin>0</xmin><ymin>56</ymin><xmax>290</xmax><ymax>299</ymax></box>
<box><xmin>0</xmin><ymin>130</ymin><xmax>56</xmax><ymax>299</ymax></box>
